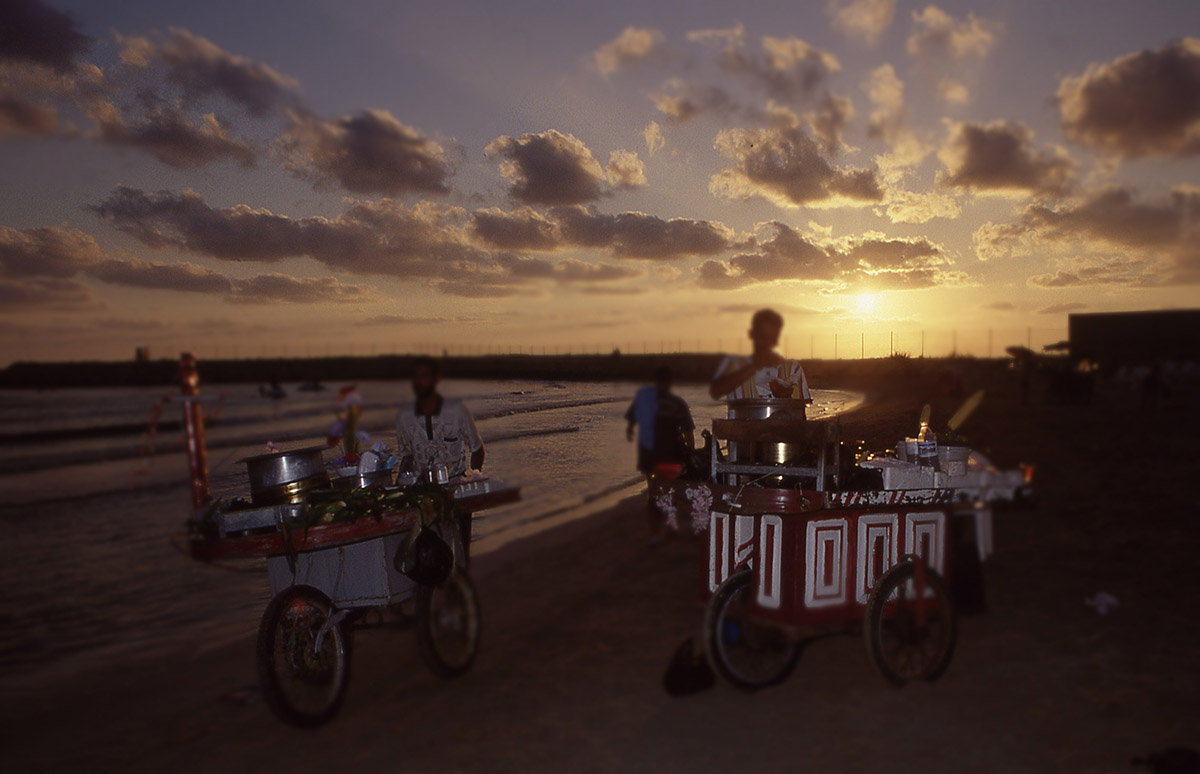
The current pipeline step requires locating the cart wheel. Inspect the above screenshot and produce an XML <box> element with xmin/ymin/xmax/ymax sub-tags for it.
<box><xmin>256</xmin><ymin>586</ymin><xmax>351</xmax><ymax>728</ymax></box>
<box><xmin>705</xmin><ymin>570</ymin><xmax>800</xmax><ymax>692</ymax></box>
<box><xmin>416</xmin><ymin>571</ymin><xmax>481</xmax><ymax>679</ymax></box>
<box><xmin>864</xmin><ymin>557</ymin><xmax>957</xmax><ymax>687</ymax></box>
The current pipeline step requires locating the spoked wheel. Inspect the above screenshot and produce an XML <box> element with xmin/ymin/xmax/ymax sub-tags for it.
<box><xmin>256</xmin><ymin>586</ymin><xmax>351</xmax><ymax>727</ymax></box>
<box><xmin>416</xmin><ymin>571</ymin><xmax>481</xmax><ymax>678</ymax></box>
<box><xmin>705</xmin><ymin>570</ymin><xmax>801</xmax><ymax>691</ymax></box>
<box><xmin>864</xmin><ymin>557</ymin><xmax>957</xmax><ymax>687</ymax></box>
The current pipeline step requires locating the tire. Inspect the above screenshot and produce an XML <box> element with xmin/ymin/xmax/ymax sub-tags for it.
<box><xmin>863</xmin><ymin>558</ymin><xmax>957</xmax><ymax>687</ymax></box>
<box><xmin>256</xmin><ymin>586</ymin><xmax>351</xmax><ymax>728</ymax></box>
<box><xmin>416</xmin><ymin>571</ymin><xmax>481</xmax><ymax>679</ymax></box>
<box><xmin>704</xmin><ymin>570</ymin><xmax>801</xmax><ymax>691</ymax></box>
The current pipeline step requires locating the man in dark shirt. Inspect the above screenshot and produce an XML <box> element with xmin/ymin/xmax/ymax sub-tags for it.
<box><xmin>625</xmin><ymin>366</ymin><xmax>695</xmax><ymax>543</ymax></box>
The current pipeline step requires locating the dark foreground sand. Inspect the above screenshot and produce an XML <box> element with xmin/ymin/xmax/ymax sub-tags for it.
<box><xmin>5</xmin><ymin>364</ymin><xmax>1199</xmax><ymax>773</ymax></box>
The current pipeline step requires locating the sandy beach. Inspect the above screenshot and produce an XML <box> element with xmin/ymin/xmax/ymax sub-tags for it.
<box><xmin>5</xmin><ymin>361</ymin><xmax>1199</xmax><ymax>773</ymax></box>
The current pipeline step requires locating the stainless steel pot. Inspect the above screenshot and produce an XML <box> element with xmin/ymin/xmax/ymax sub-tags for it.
<box><xmin>242</xmin><ymin>445</ymin><xmax>331</xmax><ymax>506</ymax></box>
<box><xmin>726</xmin><ymin>398</ymin><xmax>808</xmax><ymax>464</ymax></box>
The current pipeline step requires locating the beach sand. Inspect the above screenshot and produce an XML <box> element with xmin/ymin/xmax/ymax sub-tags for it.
<box><xmin>5</xmin><ymin>362</ymin><xmax>1199</xmax><ymax>773</ymax></box>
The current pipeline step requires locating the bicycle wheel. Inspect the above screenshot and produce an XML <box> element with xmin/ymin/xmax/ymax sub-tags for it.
<box><xmin>256</xmin><ymin>586</ymin><xmax>351</xmax><ymax>727</ymax></box>
<box><xmin>416</xmin><ymin>571</ymin><xmax>481</xmax><ymax>678</ymax></box>
<box><xmin>704</xmin><ymin>570</ymin><xmax>800</xmax><ymax>691</ymax></box>
<box><xmin>864</xmin><ymin>558</ymin><xmax>957</xmax><ymax>687</ymax></box>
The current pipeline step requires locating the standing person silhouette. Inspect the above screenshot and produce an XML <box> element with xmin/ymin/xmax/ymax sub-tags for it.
<box><xmin>709</xmin><ymin>308</ymin><xmax>811</xmax><ymax>404</ymax></box>
<box><xmin>625</xmin><ymin>365</ymin><xmax>694</xmax><ymax>544</ymax></box>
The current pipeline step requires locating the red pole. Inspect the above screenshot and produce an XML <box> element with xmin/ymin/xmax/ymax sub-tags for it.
<box><xmin>179</xmin><ymin>353</ymin><xmax>212</xmax><ymax>510</ymax></box>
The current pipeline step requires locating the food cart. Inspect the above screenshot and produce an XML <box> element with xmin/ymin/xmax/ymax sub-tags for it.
<box><xmin>651</xmin><ymin>398</ymin><xmax>1031</xmax><ymax>691</ymax></box>
<box><xmin>172</xmin><ymin>355</ymin><xmax>519</xmax><ymax>726</ymax></box>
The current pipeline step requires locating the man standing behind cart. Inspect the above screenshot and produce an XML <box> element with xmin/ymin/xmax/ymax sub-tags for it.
<box><xmin>397</xmin><ymin>356</ymin><xmax>485</xmax><ymax>555</ymax></box>
<box><xmin>709</xmin><ymin>308</ymin><xmax>811</xmax><ymax>405</ymax></box>
<box><xmin>626</xmin><ymin>365</ymin><xmax>695</xmax><ymax>544</ymax></box>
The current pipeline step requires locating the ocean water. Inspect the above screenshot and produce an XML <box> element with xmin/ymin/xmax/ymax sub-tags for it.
<box><xmin>0</xmin><ymin>378</ymin><xmax>859</xmax><ymax>683</ymax></box>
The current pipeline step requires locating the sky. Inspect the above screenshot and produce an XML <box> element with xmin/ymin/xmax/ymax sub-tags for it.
<box><xmin>1</xmin><ymin>0</ymin><xmax>1198</xmax><ymax>365</ymax></box>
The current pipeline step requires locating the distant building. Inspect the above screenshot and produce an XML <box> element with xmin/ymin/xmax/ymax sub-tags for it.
<box><xmin>135</xmin><ymin>346</ymin><xmax>151</xmax><ymax>363</ymax></box>
<box><xmin>1069</xmin><ymin>310</ymin><xmax>1200</xmax><ymax>366</ymax></box>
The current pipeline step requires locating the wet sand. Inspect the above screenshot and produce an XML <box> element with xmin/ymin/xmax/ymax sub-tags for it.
<box><xmin>5</xmin><ymin>363</ymin><xmax>1199</xmax><ymax>773</ymax></box>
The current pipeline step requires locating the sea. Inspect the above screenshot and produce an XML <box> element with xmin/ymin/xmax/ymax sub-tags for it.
<box><xmin>0</xmin><ymin>378</ymin><xmax>859</xmax><ymax>686</ymax></box>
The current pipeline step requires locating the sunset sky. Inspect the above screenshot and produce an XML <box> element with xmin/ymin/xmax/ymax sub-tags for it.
<box><xmin>1</xmin><ymin>0</ymin><xmax>1198</xmax><ymax>365</ymax></box>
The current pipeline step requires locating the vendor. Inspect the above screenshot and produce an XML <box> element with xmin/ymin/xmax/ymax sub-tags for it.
<box><xmin>396</xmin><ymin>356</ymin><xmax>484</xmax><ymax>558</ymax></box>
<box><xmin>709</xmin><ymin>308</ymin><xmax>811</xmax><ymax>403</ymax></box>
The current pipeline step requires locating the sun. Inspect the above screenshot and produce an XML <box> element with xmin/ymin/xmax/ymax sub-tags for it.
<box><xmin>854</xmin><ymin>292</ymin><xmax>879</xmax><ymax>315</ymax></box>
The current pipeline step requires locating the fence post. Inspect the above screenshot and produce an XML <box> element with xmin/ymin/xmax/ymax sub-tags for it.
<box><xmin>921</xmin><ymin>331</ymin><xmax>925</xmax><ymax>358</ymax></box>
<box><xmin>834</xmin><ymin>333</ymin><xmax>838</xmax><ymax>360</ymax></box>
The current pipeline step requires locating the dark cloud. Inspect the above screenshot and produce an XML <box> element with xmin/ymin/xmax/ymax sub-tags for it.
<box><xmin>91</xmin><ymin>186</ymin><xmax>484</xmax><ymax>273</ymax></box>
<box><xmin>0</xmin><ymin>91</ymin><xmax>57</xmax><ymax>137</ymax></box>
<box><xmin>711</xmin><ymin>122</ymin><xmax>884</xmax><ymax>207</ymax></box>
<box><xmin>227</xmin><ymin>274</ymin><xmax>370</xmax><ymax>304</ymax></box>
<box><xmin>938</xmin><ymin>120</ymin><xmax>1074</xmax><ymax>195</ymax></box>
<box><xmin>553</xmin><ymin>258</ymin><xmax>641</xmax><ymax>283</ymax></box>
<box><xmin>983</xmin><ymin>300</ymin><xmax>1015</xmax><ymax>311</ymax></box>
<box><xmin>435</xmin><ymin>281</ymin><xmax>522</xmax><ymax>298</ymax></box>
<box><xmin>1058</xmin><ymin>38</ymin><xmax>1200</xmax><ymax>160</ymax></box>
<box><xmin>159</xmin><ymin>28</ymin><xmax>299</xmax><ymax>116</ymax></box>
<box><xmin>471</xmin><ymin>207</ymin><xmax>559</xmax><ymax>251</ymax></box>
<box><xmin>90</xmin><ymin>101</ymin><xmax>256</xmax><ymax>168</ymax></box>
<box><xmin>0</xmin><ymin>225</ymin><xmax>105</xmax><ymax>277</ymax></box>
<box><xmin>977</xmin><ymin>186</ymin><xmax>1200</xmax><ymax>285</ymax></box>
<box><xmin>717</xmin><ymin>303</ymin><xmax>820</xmax><ymax>315</ymax></box>
<box><xmin>0</xmin><ymin>0</ymin><xmax>91</xmax><ymax>73</ymax></box>
<box><xmin>485</xmin><ymin>130</ymin><xmax>606</xmax><ymax>205</ymax></box>
<box><xmin>87</xmin><ymin>257</ymin><xmax>234</xmax><ymax>293</ymax></box>
<box><xmin>650</xmin><ymin>79</ymin><xmax>740</xmax><ymax>124</ymax></box>
<box><xmin>1036</xmin><ymin>302</ymin><xmax>1089</xmax><ymax>315</ymax></box>
<box><xmin>277</xmin><ymin>109</ymin><xmax>454</xmax><ymax>195</ymax></box>
<box><xmin>696</xmin><ymin>223</ymin><xmax>951</xmax><ymax>290</ymax></box>
<box><xmin>0</xmin><ymin>276</ymin><xmax>100</xmax><ymax>310</ymax></box>
<box><xmin>549</xmin><ymin>206</ymin><xmax>733</xmax><ymax>259</ymax></box>
<box><xmin>355</xmin><ymin>314</ymin><xmax>478</xmax><ymax>326</ymax></box>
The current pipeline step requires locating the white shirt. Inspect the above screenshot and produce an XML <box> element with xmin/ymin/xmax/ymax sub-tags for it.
<box><xmin>713</xmin><ymin>356</ymin><xmax>811</xmax><ymax>401</ymax></box>
<box><xmin>396</xmin><ymin>396</ymin><xmax>483</xmax><ymax>477</ymax></box>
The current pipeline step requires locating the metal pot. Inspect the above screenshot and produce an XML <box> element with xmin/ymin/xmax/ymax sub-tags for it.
<box><xmin>242</xmin><ymin>445</ymin><xmax>331</xmax><ymax>506</ymax></box>
<box><xmin>726</xmin><ymin>398</ymin><xmax>808</xmax><ymax>464</ymax></box>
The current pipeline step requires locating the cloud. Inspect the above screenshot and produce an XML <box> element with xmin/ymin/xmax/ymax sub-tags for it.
<box><xmin>548</xmin><ymin>205</ymin><xmax>734</xmax><ymax>260</ymax></box>
<box><xmin>907</xmin><ymin>5</ymin><xmax>999</xmax><ymax>60</ymax></box>
<box><xmin>277</xmin><ymin>109</ymin><xmax>454</xmax><ymax>195</ymax></box>
<box><xmin>864</xmin><ymin>63</ymin><xmax>906</xmax><ymax>145</ymax></box>
<box><xmin>710</xmin><ymin>118</ymin><xmax>884</xmax><ymax>208</ymax></box>
<box><xmin>593</xmin><ymin>27</ymin><xmax>665</xmax><ymax>75</ymax></box>
<box><xmin>470</xmin><ymin>207</ymin><xmax>559</xmax><ymax>251</ymax></box>
<box><xmin>87</xmin><ymin>257</ymin><xmax>234</xmax><ymax>293</ymax></box>
<box><xmin>159</xmin><ymin>28</ymin><xmax>300</xmax><ymax>116</ymax></box>
<box><xmin>355</xmin><ymin>314</ymin><xmax>478</xmax><ymax>326</ymax></box>
<box><xmin>88</xmin><ymin>101</ymin><xmax>256</xmax><ymax>168</ymax></box>
<box><xmin>884</xmin><ymin>190</ymin><xmax>961</xmax><ymax>224</ymax></box>
<box><xmin>938</xmin><ymin>78</ymin><xmax>969</xmax><ymax>104</ymax></box>
<box><xmin>0</xmin><ymin>91</ymin><xmax>58</xmax><ymax>137</ymax></box>
<box><xmin>1057</xmin><ymin>37</ymin><xmax>1200</xmax><ymax>160</ymax></box>
<box><xmin>0</xmin><ymin>277</ymin><xmax>100</xmax><ymax>311</ymax></box>
<box><xmin>975</xmin><ymin>186</ymin><xmax>1200</xmax><ymax>284</ymax></box>
<box><xmin>605</xmin><ymin>149</ymin><xmax>646</xmax><ymax>190</ymax></box>
<box><xmin>227</xmin><ymin>274</ymin><xmax>370</xmax><ymax>304</ymax></box>
<box><xmin>828</xmin><ymin>0</ymin><xmax>896</xmax><ymax>47</ymax></box>
<box><xmin>485</xmin><ymin>129</ymin><xmax>606</xmax><ymax>205</ymax></box>
<box><xmin>1036</xmin><ymin>302</ymin><xmax>1089</xmax><ymax>315</ymax></box>
<box><xmin>643</xmin><ymin>121</ymin><xmax>665</xmax><ymax>156</ymax></box>
<box><xmin>553</xmin><ymin>258</ymin><xmax>641</xmax><ymax>283</ymax></box>
<box><xmin>688</xmin><ymin>24</ymin><xmax>841</xmax><ymax>101</ymax></box>
<box><xmin>0</xmin><ymin>0</ymin><xmax>91</xmax><ymax>73</ymax></box>
<box><xmin>0</xmin><ymin>225</ymin><xmax>106</xmax><ymax>277</ymax></box>
<box><xmin>938</xmin><ymin>120</ymin><xmax>1075</xmax><ymax>196</ymax></box>
<box><xmin>983</xmin><ymin>300</ymin><xmax>1015</xmax><ymax>311</ymax></box>
<box><xmin>649</xmin><ymin>79</ymin><xmax>739</xmax><ymax>124</ymax></box>
<box><xmin>717</xmin><ymin>303</ymin><xmax>821</xmax><ymax>316</ymax></box>
<box><xmin>435</xmin><ymin>281</ymin><xmax>522</xmax><ymax>298</ymax></box>
<box><xmin>696</xmin><ymin>222</ymin><xmax>952</xmax><ymax>290</ymax></box>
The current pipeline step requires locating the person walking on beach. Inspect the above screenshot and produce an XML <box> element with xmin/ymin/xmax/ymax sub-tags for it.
<box><xmin>397</xmin><ymin>356</ymin><xmax>484</xmax><ymax>555</ymax></box>
<box><xmin>709</xmin><ymin>308</ymin><xmax>811</xmax><ymax>405</ymax></box>
<box><xmin>626</xmin><ymin>366</ymin><xmax>695</xmax><ymax>544</ymax></box>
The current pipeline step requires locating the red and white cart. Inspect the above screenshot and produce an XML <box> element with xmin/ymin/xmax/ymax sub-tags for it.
<box><xmin>172</xmin><ymin>355</ymin><xmax>519</xmax><ymax>726</ymax></box>
<box><xmin>652</xmin><ymin>406</ymin><xmax>1023</xmax><ymax>691</ymax></box>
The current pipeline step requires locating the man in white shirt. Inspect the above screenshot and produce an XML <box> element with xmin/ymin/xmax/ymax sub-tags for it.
<box><xmin>396</xmin><ymin>356</ymin><xmax>484</xmax><ymax>561</ymax></box>
<box><xmin>709</xmin><ymin>308</ymin><xmax>811</xmax><ymax>404</ymax></box>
